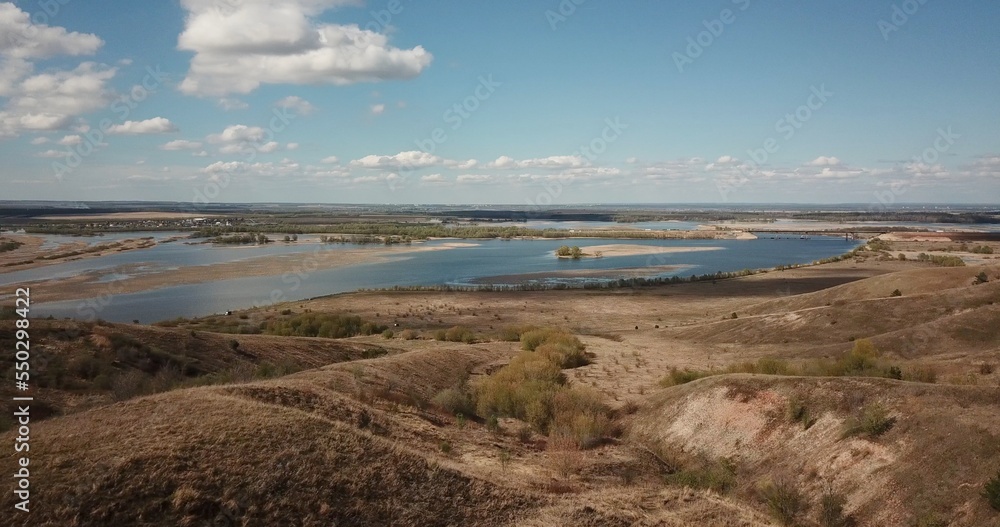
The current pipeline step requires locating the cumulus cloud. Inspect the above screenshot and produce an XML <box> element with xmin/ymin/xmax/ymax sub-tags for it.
<box><xmin>208</xmin><ymin>124</ymin><xmax>266</xmax><ymax>144</ymax></box>
<box><xmin>176</xmin><ymin>0</ymin><xmax>433</xmax><ymax>96</ymax></box>
<box><xmin>29</xmin><ymin>136</ymin><xmax>48</xmax><ymax>145</ymax></box>
<box><xmin>0</xmin><ymin>5</ymin><xmax>110</xmax><ymax>138</ymax></box>
<box><xmin>350</xmin><ymin>150</ymin><xmax>442</xmax><ymax>169</ymax></box>
<box><xmin>217</xmin><ymin>97</ymin><xmax>249</xmax><ymax>111</ymax></box>
<box><xmin>275</xmin><ymin>96</ymin><xmax>316</xmax><ymax>116</ymax></box>
<box><xmin>420</xmin><ymin>173</ymin><xmax>445</xmax><ymax>183</ymax></box>
<box><xmin>162</xmin><ymin>139</ymin><xmax>203</xmax><ymax>150</ymax></box>
<box><xmin>370</xmin><ymin>103</ymin><xmax>385</xmax><ymax>116</ymax></box>
<box><xmin>808</xmin><ymin>156</ymin><xmax>842</xmax><ymax>167</ymax></box>
<box><xmin>321</xmin><ymin>155</ymin><xmax>340</xmax><ymax>164</ymax></box>
<box><xmin>107</xmin><ymin>117</ymin><xmax>178</xmax><ymax>135</ymax></box>
<box><xmin>486</xmin><ymin>155</ymin><xmax>588</xmax><ymax>170</ymax></box>
<box><xmin>286</xmin><ymin>142</ymin><xmax>299</xmax><ymax>150</ymax></box>
<box><xmin>0</xmin><ymin>62</ymin><xmax>116</xmax><ymax>137</ymax></box>
<box><xmin>57</xmin><ymin>135</ymin><xmax>82</xmax><ymax>146</ymax></box>
<box><xmin>0</xmin><ymin>3</ymin><xmax>103</xmax><ymax>60</ymax></box>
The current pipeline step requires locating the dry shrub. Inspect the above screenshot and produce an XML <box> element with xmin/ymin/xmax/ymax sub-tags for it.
<box><xmin>432</xmin><ymin>387</ymin><xmax>474</xmax><ymax>417</ymax></box>
<box><xmin>550</xmin><ymin>386</ymin><xmax>610</xmax><ymax>449</ymax></box>
<box><xmin>759</xmin><ymin>477</ymin><xmax>806</xmax><ymax>526</ymax></box>
<box><xmin>445</xmin><ymin>325</ymin><xmax>476</xmax><ymax>343</ymax></box>
<box><xmin>547</xmin><ymin>435</ymin><xmax>584</xmax><ymax>480</ymax></box>
<box><xmin>475</xmin><ymin>328</ymin><xmax>606</xmax><ymax>436</ymax></box>
<box><xmin>399</xmin><ymin>329</ymin><xmax>418</xmax><ymax>340</ymax></box>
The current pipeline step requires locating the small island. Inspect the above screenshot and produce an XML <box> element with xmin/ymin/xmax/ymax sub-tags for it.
<box><xmin>555</xmin><ymin>245</ymin><xmax>592</xmax><ymax>259</ymax></box>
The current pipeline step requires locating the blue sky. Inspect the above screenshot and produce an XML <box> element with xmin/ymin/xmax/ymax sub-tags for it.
<box><xmin>1</xmin><ymin>0</ymin><xmax>998</xmax><ymax>204</ymax></box>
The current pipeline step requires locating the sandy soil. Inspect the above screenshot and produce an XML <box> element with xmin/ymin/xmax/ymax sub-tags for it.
<box><xmin>0</xmin><ymin>235</ymin><xmax>159</xmax><ymax>271</ymax></box>
<box><xmin>567</xmin><ymin>244</ymin><xmax>725</xmax><ymax>258</ymax></box>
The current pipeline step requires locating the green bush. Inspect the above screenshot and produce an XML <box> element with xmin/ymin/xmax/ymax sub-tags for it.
<box><xmin>434</xmin><ymin>329</ymin><xmax>447</xmax><ymax>341</ymax></box>
<box><xmin>983</xmin><ymin>470</ymin><xmax>1000</xmax><ymax>511</ymax></box>
<box><xmin>263</xmin><ymin>313</ymin><xmax>386</xmax><ymax>338</ymax></box>
<box><xmin>381</xmin><ymin>329</ymin><xmax>394</xmax><ymax>339</ymax></box>
<box><xmin>432</xmin><ymin>387</ymin><xmax>475</xmax><ymax>417</ymax></box>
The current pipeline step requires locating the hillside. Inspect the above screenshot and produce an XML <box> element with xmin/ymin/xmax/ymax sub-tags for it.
<box><xmin>3</xmin><ymin>258</ymin><xmax>999</xmax><ymax>526</ymax></box>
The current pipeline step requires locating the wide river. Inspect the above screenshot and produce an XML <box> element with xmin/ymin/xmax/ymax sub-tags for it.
<box><xmin>6</xmin><ymin>233</ymin><xmax>862</xmax><ymax>323</ymax></box>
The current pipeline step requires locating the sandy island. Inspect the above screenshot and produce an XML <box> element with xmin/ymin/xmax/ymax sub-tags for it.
<box><xmin>557</xmin><ymin>244</ymin><xmax>726</xmax><ymax>258</ymax></box>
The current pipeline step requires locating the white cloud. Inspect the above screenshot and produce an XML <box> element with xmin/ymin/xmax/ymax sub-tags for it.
<box><xmin>0</xmin><ymin>62</ymin><xmax>116</xmax><ymax>137</ymax></box>
<box><xmin>192</xmin><ymin>150</ymin><xmax>209</xmax><ymax>157</ymax></box>
<box><xmin>0</xmin><ymin>3</ymin><xmax>103</xmax><ymax>60</ymax></box>
<box><xmin>421</xmin><ymin>173</ymin><xmax>445</xmax><ymax>182</ymax></box>
<box><xmin>36</xmin><ymin>149</ymin><xmax>71</xmax><ymax>158</ymax></box>
<box><xmin>351</xmin><ymin>150</ymin><xmax>442</xmax><ymax>169</ymax></box>
<box><xmin>321</xmin><ymin>155</ymin><xmax>340</xmax><ymax>164</ymax></box>
<box><xmin>258</xmin><ymin>141</ymin><xmax>280</xmax><ymax>153</ymax></box>
<box><xmin>57</xmin><ymin>134</ymin><xmax>82</xmax><ymax>146</ymax></box>
<box><xmin>176</xmin><ymin>0</ymin><xmax>433</xmax><ymax>96</ymax></box>
<box><xmin>217</xmin><ymin>97</ymin><xmax>249</xmax><ymax>111</ymax></box>
<box><xmin>29</xmin><ymin>136</ymin><xmax>49</xmax><ymax>145</ymax></box>
<box><xmin>208</xmin><ymin>124</ymin><xmax>266</xmax><ymax>144</ymax></box>
<box><xmin>370</xmin><ymin>103</ymin><xmax>385</xmax><ymax>116</ymax></box>
<box><xmin>286</xmin><ymin>142</ymin><xmax>299</xmax><ymax>150</ymax></box>
<box><xmin>107</xmin><ymin>117</ymin><xmax>177</xmax><ymax>135</ymax></box>
<box><xmin>808</xmin><ymin>156</ymin><xmax>842</xmax><ymax>167</ymax></box>
<box><xmin>275</xmin><ymin>96</ymin><xmax>316</xmax><ymax>116</ymax></box>
<box><xmin>456</xmin><ymin>174</ymin><xmax>493</xmax><ymax>183</ymax></box>
<box><xmin>162</xmin><ymin>139</ymin><xmax>203</xmax><ymax>150</ymax></box>
<box><xmin>487</xmin><ymin>155</ymin><xmax>588</xmax><ymax>170</ymax></box>
<box><xmin>0</xmin><ymin>6</ymin><xmax>110</xmax><ymax>138</ymax></box>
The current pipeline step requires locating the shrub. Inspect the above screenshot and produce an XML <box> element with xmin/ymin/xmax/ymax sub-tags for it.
<box><xmin>660</xmin><ymin>367</ymin><xmax>710</xmax><ymax>387</ymax></box>
<box><xmin>819</xmin><ymin>490</ymin><xmax>855</xmax><ymax>527</ymax></box>
<box><xmin>433</xmin><ymin>387</ymin><xmax>475</xmax><ymax>417</ymax></box>
<box><xmin>664</xmin><ymin>457</ymin><xmax>737</xmax><ymax>493</ymax></box>
<box><xmin>976</xmin><ymin>271</ymin><xmax>990</xmax><ymax>284</ymax></box>
<box><xmin>980</xmin><ymin>363</ymin><xmax>995</xmax><ymax>375</ymax></box>
<box><xmin>891</xmin><ymin>289</ymin><xmax>902</xmax><ymax>297</ymax></box>
<box><xmin>263</xmin><ymin>312</ymin><xmax>386</xmax><ymax>338</ymax></box>
<box><xmin>759</xmin><ymin>478</ymin><xmax>806</xmax><ymax>526</ymax></box>
<box><xmin>111</xmin><ymin>370</ymin><xmax>148</xmax><ymax>401</ymax></box>
<box><xmin>903</xmin><ymin>365</ymin><xmax>937</xmax><ymax>384</ymax></box>
<box><xmin>842</xmin><ymin>403</ymin><xmax>895</xmax><ymax>439</ymax></box>
<box><xmin>983</xmin><ymin>470</ymin><xmax>1000</xmax><ymax>511</ymax></box>
<box><xmin>550</xmin><ymin>386</ymin><xmax>610</xmax><ymax>449</ymax></box>
<box><xmin>787</xmin><ymin>396</ymin><xmax>816</xmax><ymax>430</ymax></box>
<box><xmin>381</xmin><ymin>329</ymin><xmax>394</xmax><ymax>339</ymax></box>
<box><xmin>445</xmin><ymin>325</ymin><xmax>475</xmax><ymax>343</ymax></box>
<box><xmin>399</xmin><ymin>329</ymin><xmax>418</xmax><ymax>340</ymax></box>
